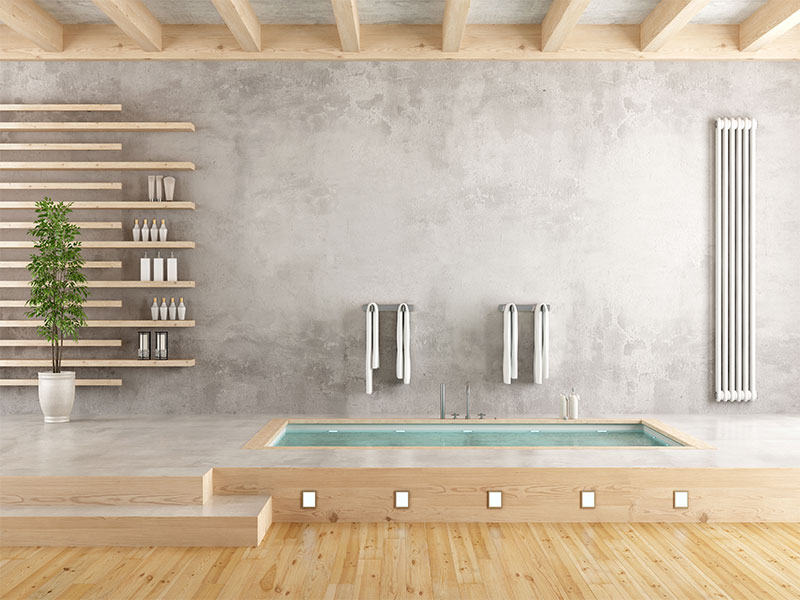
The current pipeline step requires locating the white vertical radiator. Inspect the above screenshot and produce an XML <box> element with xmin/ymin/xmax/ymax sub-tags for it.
<box><xmin>715</xmin><ymin>118</ymin><xmax>756</xmax><ymax>402</ymax></box>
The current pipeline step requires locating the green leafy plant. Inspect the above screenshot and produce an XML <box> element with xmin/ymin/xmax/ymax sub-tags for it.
<box><xmin>25</xmin><ymin>198</ymin><xmax>89</xmax><ymax>373</ymax></box>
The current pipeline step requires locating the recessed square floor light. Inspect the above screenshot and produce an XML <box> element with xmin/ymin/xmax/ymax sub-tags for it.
<box><xmin>487</xmin><ymin>491</ymin><xmax>503</xmax><ymax>509</ymax></box>
<box><xmin>394</xmin><ymin>491</ymin><xmax>410</xmax><ymax>509</ymax></box>
<box><xmin>673</xmin><ymin>490</ymin><xmax>689</xmax><ymax>509</ymax></box>
<box><xmin>301</xmin><ymin>490</ymin><xmax>316</xmax><ymax>509</ymax></box>
<box><xmin>580</xmin><ymin>491</ymin><xmax>596</xmax><ymax>509</ymax></box>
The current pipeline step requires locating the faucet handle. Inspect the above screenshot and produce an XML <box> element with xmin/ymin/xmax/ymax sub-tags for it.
<box><xmin>478</xmin><ymin>412</ymin><xmax>486</xmax><ymax>419</ymax></box>
<box><xmin>451</xmin><ymin>412</ymin><xmax>460</xmax><ymax>419</ymax></box>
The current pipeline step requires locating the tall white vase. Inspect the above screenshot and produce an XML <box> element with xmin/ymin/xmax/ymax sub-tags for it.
<box><xmin>38</xmin><ymin>372</ymin><xmax>76</xmax><ymax>423</ymax></box>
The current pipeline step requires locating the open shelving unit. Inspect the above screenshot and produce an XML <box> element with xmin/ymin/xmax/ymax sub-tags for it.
<box><xmin>0</xmin><ymin>103</ymin><xmax>197</xmax><ymax>388</ymax></box>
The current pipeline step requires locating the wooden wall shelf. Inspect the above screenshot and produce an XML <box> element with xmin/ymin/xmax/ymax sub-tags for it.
<box><xmin>0</xmin><ymin>339</ymin><xmax>121</xmax><ymax>347</ymax></box>
<box><xmin>0</xmin><ymin>201</ymin><xmax>195</xmax><ymax>210</ymax></box>
<box><xmin>0</xmin><ymin>379</ymin><xmax>123</xmax><ymax>387</ymax></box>
<box><xmin>0</xmin><ymin>143</ymin><xmax>122</xmax><ymax>151</ymax></box>
<box><xmin>0</xmin><ymin>183</ymin><xmax>122</xmax><ymax>190</ymax></box>
<box><xmin>0</xmin><ymin>241</ymin><xmax>195</xmax><ymax>249</ymax></box>
<box><xmin>1</xmin><ymin>320</ymin><xmax>194</xmax><ymax>328</ymax></box>
<box><xmin>0</xmin><ymin>104</ymin><xmax>122</xmax><ymax>112</ymax></box>
<box><xmin>0</xmin><ymin>261</ymin><xmax>122</xmax><ymax>269</ymax></box>
<box><xmin>0</xmin><ymin>122</ymin><xmax>194</xmax><ymax>132</ymax></box>
<box><xmin>0</xmin><ymin>281</ymin><xmax>195</xmax><ymax>289</ymax></box>
<box><xmin>0</xmin><ymin>359</ymin><xmax>195</xmax><ymax>367</ymax></box>
<box><xmin>0</xmin><ymin>222</ymin><xmax>122</xmax><ymax>230</ymax></box>
<box><xmin>0</xmin><ymin>161</ymin><xmax>195</xmax><ymax>171</ymax></box>
<box><xmin>0</xmin><ymin>300</ymin><xmax>122</xmax><ymax>308</ymax></box>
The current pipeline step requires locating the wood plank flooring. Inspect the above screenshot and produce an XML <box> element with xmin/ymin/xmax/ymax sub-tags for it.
<box><xmin>1</xmin><ymin>522</ymin><xmax>798</xmax><ymax>599</ymax></box>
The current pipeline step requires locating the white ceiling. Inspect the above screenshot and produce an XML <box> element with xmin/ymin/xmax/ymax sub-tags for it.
<box><xmin>18</xmin><ymin>0</ymin><xmax>769</xmax><ymax>25</ymax></box>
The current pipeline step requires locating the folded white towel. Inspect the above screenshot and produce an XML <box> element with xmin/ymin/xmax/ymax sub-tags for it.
<box><xmin>533</xmin><ymin>303</ymin><xmax>543</xmax><ymax>384</ymax></box>
<box><xmin>511</xmin><ymin>304</ymin><xmax>519</xmax><ymax>380</ymax></box>
<box><xmin>541</xmin><ymin>304</ymin><xmax>550</xmax><ymax>380</ymax></box>
<box><xmin>503</xmin><ymin>303</ymin><xmax>518</xmax><ymax>384</ymax></box>
<box><xmin>396</xmin><ymin>304</ymin><xmax>411</xmax><ymax>384</ymax></box>
<box><xmin>365</xmin><ymin>303</ymin><xmax>379</xmax><ymax>394</ymax></box>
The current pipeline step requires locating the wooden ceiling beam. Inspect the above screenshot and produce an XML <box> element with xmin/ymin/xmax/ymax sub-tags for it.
<box><xmin>0</xmin><ymin>0</ymin><xmax>62</xmax><ymax>52</ymax></box>
<box><xmin>541</xmin><ymin>0</ymin><xmax>591</xmax><ymax>52</ymax></box>
<box><xmin>91</xmin><ymin>0</ymin><xmax>161</xmax><ymax>51</ymax></box>
<box><xmin>211</xmin><ymin>0</ymin><xmax>261</xmax><ymax>51</ymax></box>
<box><xmin>740</xmin><ymin>0</ymin><xmax>800</xmax><ymax>51</ymax></box>
<box><xmin>442</xmin><ymin>0</ymin><xmax>472</xmax><ymax>52</ymax></box>
<box><xmin>640</xmin><ymin>0</ymin><xmax>711</xmax><ymax>51</ymax></box>
<box><xmin>331</xmin><ymin>0</ymin><xmax>360</xmax><ymax>52</ymax></box>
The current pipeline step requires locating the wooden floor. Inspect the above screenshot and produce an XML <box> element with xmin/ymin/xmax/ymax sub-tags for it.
<box><xmin>1</xmin><ymin>522</ymin><xmax>798</xmax><ymax>599</ymax></box>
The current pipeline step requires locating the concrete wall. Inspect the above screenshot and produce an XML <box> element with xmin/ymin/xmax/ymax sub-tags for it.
<box><xmin>1</xmin><ymin>61</ymin><xmax>798</xmax><ymax>416</ymax></box>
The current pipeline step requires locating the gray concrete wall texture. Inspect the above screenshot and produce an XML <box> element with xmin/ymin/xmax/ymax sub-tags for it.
<box><xmin>1</xmin><ymin>61</ymin><xmax>798</xmax><ymax>416</ymax></box>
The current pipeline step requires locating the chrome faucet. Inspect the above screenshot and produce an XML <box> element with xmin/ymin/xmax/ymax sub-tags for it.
<box><xmin>440</xmin><ymin>383</ymin><xmax>446</xmax><ymax>419</ymax></box>
<box><xmin>465</xmin><ymin>382</ymin><xmax>470</xmax><ymax>419</ymax></box>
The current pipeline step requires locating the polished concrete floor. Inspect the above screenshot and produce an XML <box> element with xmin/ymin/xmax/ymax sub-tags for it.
<box><xmin>1</xmin><ymin>414</ymin><xmax>799</xmax><ymax>476</ymax></box>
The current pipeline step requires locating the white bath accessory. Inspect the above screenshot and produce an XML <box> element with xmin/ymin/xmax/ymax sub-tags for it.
<box><xmin>132</xmin><ymin>218</ymin><xmax>141</xmax><ymax>242</ymax></box>
<box><xmin>365</xmin><ymin>302</ymin><xmax>379</xmax><ymax>394</ymax></box>
<box><xmin>533</xmin><ymin>303</ymin><xmax>550</xmax><ymax>384</ymax></box>
<box><xmin>159</xmin><ymin>219</ymin><xmax>168</xmax><ymax>242</ymax></box>
<box><xmin>560</xmin><ymin>393</ymin><xmax>569</xmax><ymax>420</ymax></box>
<box><xmin>163</xmin><ymin>176</ymin><xmax>175</xmax><ymax>201</ymax></box>
<box><xmin>155</xmin><ymin>175</ymin><xmax>163</xmax><ymax>201</ymax></box>
<box><xmin>167</xmin><ymin>252</ymin><xmax>178</xmax><ymax>281</ymax></box>
<box><xmin>568</xmin><ymin>388</ymin><xmax>580</xmax><ymax>420</ymax></box>
<box><xmin>177</xmin><ymin>298</ymin><xmax>186</xmax><ymax>321</ymax></box>
<box><xmin>141</xmin><ymin>219</ymin><xmax>150</xmax><ymax>242</ymax></box>
<box><xmin>139</xmin><ymin>253</ymin><xmax>150</xmax><ymax>281</ymax></box>
<box><xmin>715</xmin><ymin>118</ymin><xmax>757</xmax><ymax>402</ymax></box>
<box><xmin>168</xmin><ymin>297</ymin><xmax>177</xmax><ymax>320</ymax></box>
<box><xmin>148</xmin><ymin>176</ymin><xmax>156</xmax><ymax>202</ymax></box>
<box><xmin>395</xmin><ymin>303</ymin><xmax>411</xmax><ymax>384</ymax></box>
<box><xmin>153</xmin><ymin>252</ymin><xmax>164</xmax><ymax>281</ymax></box>
<box><xmin>502</xmin><ymin>303</ymin><xmax>518</xmax><ymax>385</ymax></box>
<box><xmin>150</xmin><ymin>218</ymin><xmax>159</xmax><ymax>242</ymax></box>
<box><xmin>150</xmin><ymin>297</ymin><xmax>159</xmax><ymax>320</ymax></box>
<box><xmin>159</xmin><ymin>297</ymin><xmax>168</xmax><ymax>320</ymax></box>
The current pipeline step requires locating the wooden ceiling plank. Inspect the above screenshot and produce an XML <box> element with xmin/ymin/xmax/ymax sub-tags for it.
<box><xmin>91</xmin><ymin>0</ymin><xmax>161</xmax><ymax>51</ymax></box>
<box><xmin>0</xmin><ymin>0</ymin><xmax>62</xmax><ymax>52</ymax></box>
<box><xmin>641</xmin><ymin>0</ymin><xmax>712</xmax><ymax>52</ymax></box>
<box><xmin>211</xmin><ymin>0</ymin><xmax>261</xmax><ymax>51</ymax></box>
<box><xmin>740</xmin><ymin>0</ymin><xmax>800</xmax><ymax>51</ymax></box>
<box><xmin>541</xmin><ymin>0</ymin><xmax>591</xmax><ymax>52</ymax></box>
<box><xmin>331</xmin><ymin>0</ymin><xmax>360</xmax><ymax>52</ymax></box>
<box><xmin>442</xmin><ymin>0</ymin><xmax>472</xmax><ymax>52</ymax></box>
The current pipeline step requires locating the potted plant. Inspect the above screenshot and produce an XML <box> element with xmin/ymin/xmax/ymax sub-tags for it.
<box><xmin>26</xmin><ymin>198</ymin><xmax>88</xmax><ymax>423</ymax></box>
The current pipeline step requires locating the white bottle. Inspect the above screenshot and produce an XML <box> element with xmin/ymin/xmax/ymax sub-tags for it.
<box><xmin>132</xmin><ymin>218</ymin><xmax>141</xmax><ymax>242</ymax></box>
<box><xmin>163</xmin><ymin>176</ymin><xmax>175</xmax><ymax>201</ymax></box>
<box><xmin>150</xmin><ymin>297</ymin><xmax>159</xmax><ymax>320</ymax></box>
<box><xmin>177</xmin><ymin>298</ymin><xmax>186</xmax><ymax>321</ymax></box>
<box><xmin>141</xmin><ymin>219</ymin><xmax>150</xmax><ymax>242</ymax></box>
<box><xmin>560</xmin><ymin>393</ymin><xmax>569</xmax><ymax>420</ymax></box>
<box><xmin>150</xmin><ymin>218</ymin><xmax>159</xmax><ymax>242</ymax></box>
<box><xmin>159</xmin><ymin>219</ymin><xmax>168</xmax><ymax>242</ymax></box>
<box><xmin>139</xmin><ymin>253</ymin><xmax>151</xmax><ymax>281</ymax></box>
<box><xmin>155</xmin><ymin>175</ymin><xmax>163</xmax><ymax>201</ymax></box>
<box><xmin>152</xmin><ymin>252</ymin><xmax>164</xmax><ymax>282</ymax></box>
<box><xmin>568</xmin><ymin>388</ymin><xmax>580</xmax><ymax>420</ymax></box>
<box><xmin>168</xmin><ymin>297</ymin><xmax>177</xmax><ymax>320</ymax></box>
<box><xmin>159</xmin><ymin>297</ymin><xmax>168</xmax><ymax>320</ymax></box>
<box><xmin>166</xmin><ymin>252</ymin><xmax>178</xmax><ymax>282</ymax></box>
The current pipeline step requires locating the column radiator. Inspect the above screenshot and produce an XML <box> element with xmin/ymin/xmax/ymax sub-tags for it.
<box><xmin>715</xmin><ymin>118</ymin><xmax>756</xmax><ymax>402</ymax></box>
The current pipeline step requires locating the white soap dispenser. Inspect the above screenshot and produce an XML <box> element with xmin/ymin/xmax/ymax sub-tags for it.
<box><xmin>568</xmin><ymin>387</ymin><xmax>580</xmax><ymax>420</ymax></box>
<box><xmin>159</xmin><ymin>297</ymin><xmax>168</xmax><ymax>320</ymax></box>
<box><xmin>150</xmin><ymin>218</ymin><xmax>159</xmax><ymax>242</ymax></box>
<box><xmin>177</xmin><ymin>298</ymin><xmax>186</xmax><ymax>321</ymax></box>
<box><xmin>141</xmin><ymin>219</ymin><xmax>150</xmax><ymax>242</ymax></box>
<box><xmin>132</xmin><ymin>218</ymin><xmax>141</xmax><ymax>242</ymax></box>
<box><xmin>150</xmin><ymin>297</ymin><xmax>159</xmax><ymax>320</ymax></box>
<box><xmin>166</xmin><ymin>252</ymin><xmax>178</xmax><ymax>281</ymax></box>
<box><xmin>139</xmin><ymin>252</ymin><xmax>150</xmax><ymax>281</ymax></box>
<box><xmin>152</xmin><ymin>252</ymin><xmax>164</xmax><ymax>281</ymax></box>
<box><xmin>560</xmin><ymin>393</ymin><xmax>569</xmax><ymax>420</ymax></box>
<box><xmin>159</xmin><ymin>219</ymin><xmax>168</xmax><ymax>242</ymax></box>
<box><xmin>168</xmin><ymin>297</ymin><xmax>177</xmax><ymax>320</ymax></box>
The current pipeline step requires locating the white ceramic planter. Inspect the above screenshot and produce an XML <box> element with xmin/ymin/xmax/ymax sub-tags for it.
<box><xmin>38</xmin><ymin>371</ymin><xmax>76</xmax><ymax>423</ymax></box>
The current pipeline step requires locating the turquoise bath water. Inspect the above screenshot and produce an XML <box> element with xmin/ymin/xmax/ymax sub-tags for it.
<box><xmin>270</xmin><ymin>423</ymin><xmax>678</xmax><ymax>447</ymax></box>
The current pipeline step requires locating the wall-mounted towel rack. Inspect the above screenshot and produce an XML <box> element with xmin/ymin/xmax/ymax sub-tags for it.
<box><xmin>497</xmin><ymin>304</ymin><xmax>550</xmax><ymax>312</ymax></box>
<box><xmin>361</xmin><ymin>304</ymin><xmax>415</xmax><ymax>312</ymax></box>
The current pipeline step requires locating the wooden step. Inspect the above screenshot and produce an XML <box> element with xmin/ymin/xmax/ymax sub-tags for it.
<box><xmin>0</xmin><ymin>471</ymin><xmax>211</xmax><ymax>506</ymax></box>
<box><xmin>0</xmin><ymin>241</ymin><xmax>195</xmax><ymax>249</ymax></box>
<box><xmin>0</xmin><ymin>122</ymin><xmax>194</xmax><ymax>132</ymax></box>
<box><xmin>0</xmin><ymin>260</ymin><xmax>122</xmax><ymax>269</ymax></box>
<box><xmin>0</xmin><ymin>161</ymin><xmax>195</xmax><ymax>171</ymax></box>
<box><xmin>0</xmin><ymin>182</ymin><xmax>122</xmax><ymax>190</ymax></box>
<box><xmin>0</xmin><ymin>201</ymin><xmax>194</xmax><ymax>210</ymax></box>
<box><xmin>0</xmin><ymin>379</ymin><xmax>122</xmax><ymax>387</ymax></box>
<box><xmin>0</xmin><ymin>495</ymin><xmax>271</xmax><ymax>547</ymax></box>
<box><xmin>0</xmin><ymin>339</ymin><xmax>121</xmax><ymax>347</ymax></box>
<box><xmin>0</xmin><ymin>221</ymin><xmax>122</xmax><ymax>230</ymax></box>
<box><xmin>0</xmin><ymin>143</ymin><xmax>122</xmax><ymax>151</ymax></box>
<box><xmin>0</xmin><ymin>359</ymin><xmax>195</xmax><ymax>367</ymax></box>
<box><xmin>0</xmin><ymin>280</ymin><xmax>196</xmax><ymax>288</ymax></box>
<box><xmin>0</xmin><ymin>300</ymin><xmax>121</xmax><ymax>308</ymax></box>
<box><xmin>1</xmin><ymin>320</ymin><xmax>193</xmax><ymax>328</ymax></box>
<box><xmin>0</xmin><ymin>104</ymin><xmax>122</xmax><ymax>112</ymax></box>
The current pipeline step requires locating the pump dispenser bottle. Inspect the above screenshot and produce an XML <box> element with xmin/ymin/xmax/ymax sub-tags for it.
<box><xmin>168</xmin><ymin>298</ymin><xmax>177</xmax><ymax>320</ymax></box>
<box><xmin>141</xmin><ymin>219</ymin><xmax>150</xmax><ymax>242</ymax></box>
<box><xmin>177</xmin><ymin>298</ymin><xmax>186</xmax><ymax>321</ymax></box>
<box><xmin>132</xmin><ymin>219</ymin><xmax>141</xmax><ymax>242</ymax></box>
<box><xmin>159</xmin><ymin>219</ymin><xmax>168</xmax><ymax>242</ymax></box>
<box><xmin>159</xmin><ymin>297</ymin><xmax>168</xmax><ymax>320</ymax></box>
<box><xmin>150</xmin><ymin>297</ymin><xmax>159</xmax><ymax>320</ymax></box>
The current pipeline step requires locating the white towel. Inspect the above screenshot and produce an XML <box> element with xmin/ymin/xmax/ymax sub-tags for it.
<box><xmin>503</xmin><ymin>303</ymin><xmax>518</xmax><ymax>384</ymax></box>
<box><xmin>365</xmin><ymin>303</ymin><xmax>379</xmax><ymax>394</ymax></box>
<box><xmin>533</xmin><ymin>303</ymin><xmax>550</xmax><ymax>384</ymax></box>
<box><xmin>396</xmin><ymin>304</ymin><xmax>411</xmax><ymax>384</ymax></box>
<box><xmin>541</xmin><ymin>304</ymin><xmax>550</xmax><ymax>380</ymax></box>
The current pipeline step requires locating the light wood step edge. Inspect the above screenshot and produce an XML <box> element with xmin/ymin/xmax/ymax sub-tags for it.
<box><xmin>0</xmin><ymin>470</ymin><xmax>212</xmax><ymax>506</ymax></box>
<box><xmin>0</xmin><ymin>280</ymin><xmax>195</xmax><ymax>288</ymax></box>
<box><xmin>0</xmin><ymin>339</ymin><xmax>121</xmax><ymax>347</ymax></box>
<box><xmin>1</xmin><ymin>320</ymin><xmax>193</xmax><ymax>328</ymax></box>
<box><xmin>0</xmin><ymin>241</ymin><xmax>196</xmax><ymax>248</ymax></box>
<box><xmin>0</xmin><ymin>261</ymin><xmax>122</xmax><ymax>269</ymax></box>
<box><xmin>0</xmin><ymin>300</ymin><xmax>122</xmax><ymax>308</ymax></box>
<box><xmin>0</xmin><ymin>143</ymin><xmax>122</xmax><ymax>151</ymax></box>
<box><xmin>0</xmin><ymin>122</ymin><xmax>194</xmax><ymax>132</ymax></box>
<box><xmin>0</xmin><ymin>222</ymin><xmax>122</xmax><ymax>229</ymax></box>
<box><xmin>0</xmin><ymin>183</ymin><xmax>122</xmax><ymax>190</ymax></box>
<box><xmin>0</xmin><ymin>378</ymin><xmax>122</xmax><ymax>386</ymax></box>
<box><xmin>0</xmin><ymin>201</ymin><xmax>194</xmax><ymax>209</ymax></box>
<box><xmin>0</xmin><ymin>104</ymin><xmax>123</xmax><ymax>112</ymax></box>
<box><xmin>0</xmin><ymin>162</ymin><xmax>195</xmax><ymax>171</ymax></box>
<box><xmin>0</xmin><ymin>359</ymin><xmax>195</xmax><ymax>367</ymax></box>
